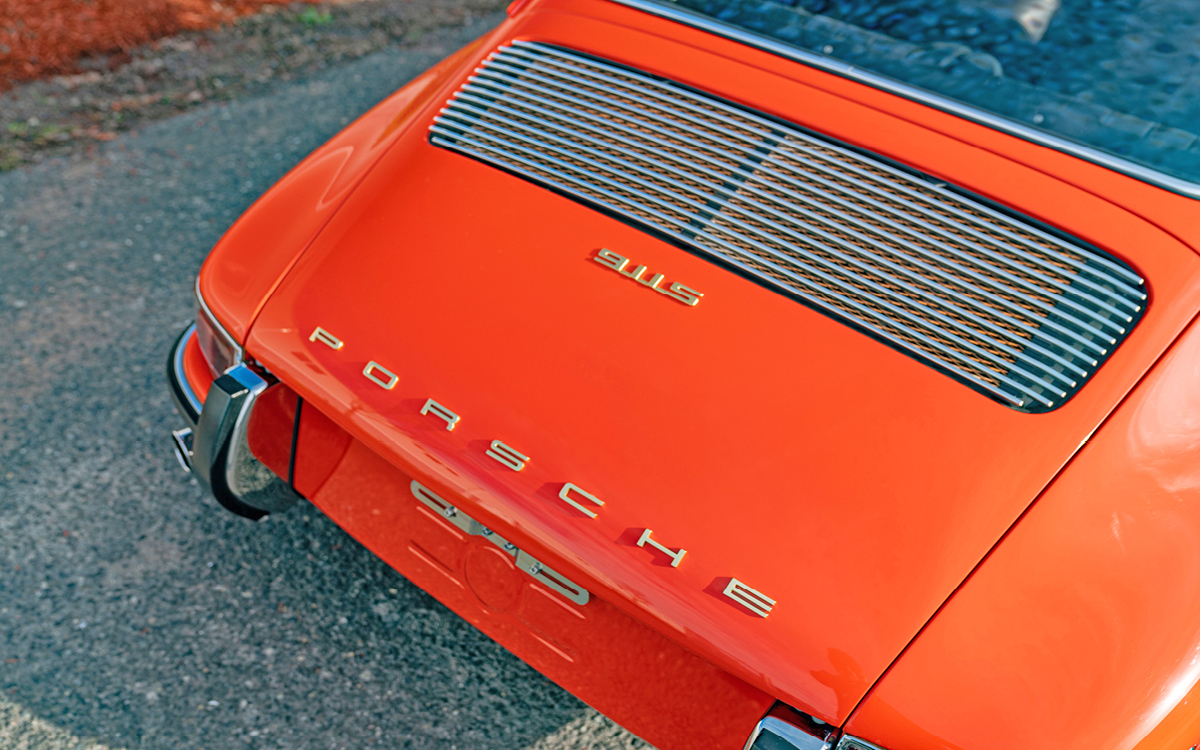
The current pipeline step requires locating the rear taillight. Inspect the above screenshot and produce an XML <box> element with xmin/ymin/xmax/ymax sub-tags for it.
<box><xmin>195</xmin><ymin>284</ymin><xmax>241</xmax><ymax>376</ymax></box>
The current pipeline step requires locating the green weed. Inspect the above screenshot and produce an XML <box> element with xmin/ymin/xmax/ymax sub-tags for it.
<box><xmin>297</xmin><ymin>7</ymin><xmax>332</xmax><ymax>26</ymax></box>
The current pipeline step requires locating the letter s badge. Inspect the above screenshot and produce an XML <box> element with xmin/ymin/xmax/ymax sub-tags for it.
<box><xmin>663</xmin><ymin>282</ymin><xmax>703</xmax><ymax>307</ymax></box>
<box><xmin>486</xmin><ymin>440</ymin><xmax>530</xmax><ymax>472</ymax></box>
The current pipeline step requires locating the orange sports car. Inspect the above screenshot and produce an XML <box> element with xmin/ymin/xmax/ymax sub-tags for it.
<box><xmin>165</xmin><ymin>0</ymin><xmax>1200</xmax><ymax>748</ymax></box>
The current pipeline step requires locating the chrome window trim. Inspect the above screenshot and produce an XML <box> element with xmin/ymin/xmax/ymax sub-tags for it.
<box><xmin>603</xmin><ymin>0</ymin><xmax>1200</xmax><ymax>200</ymax></box>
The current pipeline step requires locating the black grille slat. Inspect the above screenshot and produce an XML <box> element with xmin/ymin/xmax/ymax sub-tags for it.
<box><xmin>430</xmin><ymin>41</ymin><xmax>1147</xmax><ymax>411</ymax></box>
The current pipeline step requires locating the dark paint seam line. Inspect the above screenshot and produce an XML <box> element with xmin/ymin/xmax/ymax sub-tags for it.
<box><xmin>288</xmin><ymin>395</ymin><xmax>303</xmax><ymax>488</ymax></box>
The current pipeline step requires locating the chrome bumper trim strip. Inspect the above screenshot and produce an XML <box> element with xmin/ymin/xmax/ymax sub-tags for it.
<box><xmin>191</xmin><ymin>364</ymin><xmax>272</xmax><ymax>519</ymax></box>
<box><xmin>171</xmin><ymin>427</ymin><xmax>195</xmax><ymax>473</ymax></box>
<box><xmin>167</xmin><ymin>323</ymin><xmax>203</xmax><ymax>426</ymax></box>
<box><xmin>835</xmin><ymin>734</ymin><xmax>890</xmax><ymax>750</ymax></box>
<box><xmin>743</xmin><ymin>709</ymin><xmax>836</xmax><ymax>750</ymax></box>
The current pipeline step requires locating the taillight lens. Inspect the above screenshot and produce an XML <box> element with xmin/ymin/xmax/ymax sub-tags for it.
<box><xmin>195</xmin><ymin>300</ymin><xmax>241</xmax><ymax>377</ymax></box>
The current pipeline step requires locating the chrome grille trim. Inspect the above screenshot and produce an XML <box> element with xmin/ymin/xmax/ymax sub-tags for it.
<box><xmin>429</xmin><ymin>41</ymin><xmax>1148</xmax><ymax>411</ymax></box>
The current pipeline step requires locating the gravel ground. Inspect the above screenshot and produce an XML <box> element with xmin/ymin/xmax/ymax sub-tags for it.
<box><xmin>0</xmin><ymin>0</ymin><xmax>505</xmax><ymax>172</ymax></box>
<box><xmin>0</xmin><ymin>12</ymin><xmax>651</xmax><ymax>750</ymax></box>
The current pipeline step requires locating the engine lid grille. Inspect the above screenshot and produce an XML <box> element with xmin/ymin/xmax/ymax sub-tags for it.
<box><xmin>429</xmin><ymin>41</ymin><xmax>1147</xmax><ymax>412</ymax></box>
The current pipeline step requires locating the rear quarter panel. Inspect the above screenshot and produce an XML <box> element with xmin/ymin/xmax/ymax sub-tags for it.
<box><xmin>197</xmin><ymin>32</ymin><xmax>498</xmax><ymax>342</ymax></box>
<box><xmin>844</xmin><ymin>312</ymin><xmax>1200</xmax><ymax>750</ymax></box>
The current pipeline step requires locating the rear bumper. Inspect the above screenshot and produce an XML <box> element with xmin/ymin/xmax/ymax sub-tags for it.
<box><xmin>166</xmin><ymin>324</ymin><xmax>202</xmax><ymax>473</ymax></box>
<box><xmin>165</xmin><ymin>323</ymin><xmax>298</xmax><ymax>518</ymax></box>
<box><xmin>164</xmin><ymin>327</ymin><xmax>783</xmax><ymax>749</ymax></box>
<box><xmin>167</xmin><ymin>324</ymin><xmax>203</xmax><ymax>428</ymax></box>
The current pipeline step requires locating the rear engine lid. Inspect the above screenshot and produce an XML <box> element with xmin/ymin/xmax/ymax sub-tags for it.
<box><xmin>243</xmin><ymin>7</ymin><xmax>1200</xmax><ymax>725</ymax></box>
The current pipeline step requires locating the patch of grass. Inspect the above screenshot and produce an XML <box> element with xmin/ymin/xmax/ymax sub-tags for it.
<box><xmin>31</xmin><ymin>124</ymin><xmax>71</xmax><ymax>145</ymax></box>
<box><xmin>0</xmin><ymin>146</ymin><xmax>22</xmax><ymax>172</ymax></box>
<box><xmin>297</xmin><ymin>7</ymin><xmax>333</xmax><ymax>26</ymax></box>
<box><xmin>6</xmin><ymin>121</ymin><xmax>72</xmax><ymax>144</ymax></box>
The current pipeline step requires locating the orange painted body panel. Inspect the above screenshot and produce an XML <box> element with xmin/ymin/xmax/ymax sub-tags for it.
<box><xmin>1132</xmin><ymin>677</ymin><xmax>1200</xmax><ymax>750</ymax></box>
<box><xmin>197</xmin><ymin>36</ymin><xmax>490</xmax><ymax>342</ymax></box>
<box><xmin>231</xmin><ymin>377</ymin><xmax>777</xmax><ymax>749</ymax></box>
<box><xmin>844</xmin><ymin>313</ymin><xmax>1200</xmax><ymax>750</ymax></box>
<box><xmin>301</xmin><ymin>425</ymin><xmax>774</xmax><ymax>750</ymax></box>
<box><xmin>236</xmin><ymin>5</ymin><xmax>1200</xmax><ymax>725</ymax></box>
<box><xmin>292</xmin><ymin>396</ymin><xmax>353</xmax><ymax>497</ymax></box>
<box><xmin>184</xmin><ymin>0</ymin><xmax>1200</xmax><ymax>745</ymax></box>
<box><xmin>182</xmin><ymin>332</ymin><xmax>214</xmax><ymax>402</ymax></box>
<box><xmin>232</xmin><ymin>383</ymin><xmax>775</xmax><ymax>749</ymax></box>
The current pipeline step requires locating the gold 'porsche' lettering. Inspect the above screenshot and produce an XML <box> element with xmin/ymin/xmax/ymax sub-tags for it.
<box><xmin>362</xmin><ymin>361</ymin><xmax>399</xmax><ymax>390</ymax></box>
<box><xmin>636</xmin><ymin>528</ymin><xmax>687</xmax><ymax>567</ymax></box>
<box><xmin>303</xmin><ymin>322</ymin><xmax>780</xmax><ymax>617</ymax></box>
<box><xmin>723</xmin><ymin>578</ymin><xmax>775</xmax><ymax>617</ymax></box>
<box><xmin>558</xmin><ymin>482</ymin><xmax>604</xmax><ymax>519</ymax></box>
<box><xmin>420</xmin><ymin>398</ymin><xmax>460</xmax><ymax>431</ymax></box>
<box><xmin>309</xmin><ymin>326</ymin><xmax>344</xmax><ymax>350</ymax></box>
<box><xmin>486</xmin><ymin>440</ymin><xmax>529</xmax><ymax>472</ymax></box>
<box><xmin>594</xmin><ymin>248</ymin><xmax>703</xmax><ymax>306</ymax></box>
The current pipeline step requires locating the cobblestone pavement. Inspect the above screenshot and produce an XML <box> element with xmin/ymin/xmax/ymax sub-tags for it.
<box><xmin>674</xmin><ymin>0</ymin><xmax>1200</xmax><ymax>182</ymax></box>
<box><xmin>782</xmin><ymin>0</ymin><xmax>1200</xmax><ymax>129</ymax></box>
<box><xmin>0</xmin><ymin>13</ymin><xmax>650</xmax><ymax>750</ymax></box>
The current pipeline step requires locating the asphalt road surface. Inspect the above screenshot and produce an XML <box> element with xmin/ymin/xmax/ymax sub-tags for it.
<box><xmin>0</xmin><ymin>13</ymin><xmax>652</xmax><ymax>750</ymax></box>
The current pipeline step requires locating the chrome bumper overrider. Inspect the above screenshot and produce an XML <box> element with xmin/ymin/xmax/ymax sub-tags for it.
<box><xmin>167</xmin><ymin>324</ymin><xmax>298</xmax><ymax>519</ymax></box>
<box><xmin>744</xmin><ymin>706</ymin><xmax>836</xmax><ymax>750</ymax></box>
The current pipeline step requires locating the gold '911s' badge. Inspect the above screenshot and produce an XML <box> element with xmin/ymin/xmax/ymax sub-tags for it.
<box><xmin>593</xmin><ymin>249</ymin><xmax>703</xmax><ymax>307</ymax></box>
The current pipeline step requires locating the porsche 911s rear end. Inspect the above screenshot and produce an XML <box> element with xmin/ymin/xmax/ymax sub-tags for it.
<box><xmin>165</xmin><ymin>1</ymin><xmax>1200</xmax><ymax>748</ymax></box>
